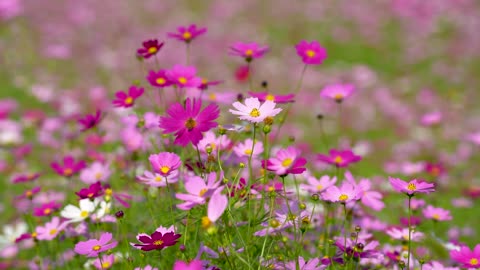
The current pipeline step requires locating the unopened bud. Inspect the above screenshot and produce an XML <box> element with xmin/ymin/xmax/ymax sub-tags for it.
<box><xmin>263</xmin><ymin>125</ymin><xmax>271</xmax><ymax>134</ymax></box>
<box><xmin>311</xmin><ymin>194</ymin><xmax>320</xmax><ymax>201</ymax></box>
<box><xmin>355</xmin><ymin>225</ymin><xmax>361</xmax><ymax>233</ymax></box>
<box><xmin>115</xmin><ymin>210</ymin><xmax>124</xmax><ymax>219</ymax></box>
<box><xmin>239</xmin><ymin>163</ymin><xmax>245</xmax><ymax>168</ymax></box>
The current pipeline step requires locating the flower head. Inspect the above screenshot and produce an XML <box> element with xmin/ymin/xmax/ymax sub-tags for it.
<box><xmin>33</xmin><ymin>201</ymin><xmax>62</xmax><ymax>217</ymax></box>
<box><xmin>146</xmin><ymin>69</ymin><xmax>172</xmax><ymax>88</ymax></box>
<box><xmin>248</xmin><ymin>91</ymin><xmax>295</xmax><ymax>104</ymax></box>
<box><xmin>450</xmin><ymin>245</ymin><xmax>480</xmax><ymax>269</ymax></box>
<box><xmin>74</xmin><ymin>232</ymin><xmax>117</xmax><ymax>257</ymax></box>
<box><xmin>131</xmin><ymin>225</ymin><xmax>181</xmax><ymax>251</ymax></box>
<box><xmin>300</xmin><ymin>175</ymin><xmax>337</xmax><ymax>194</ymax></box>
<box><xmin>60</xmin><ymin>198</ymin><xmax>97</xmax><ymax>223</ymax></box>
<box><xmin>51</xmin><ymin>155</ymin><xmax>86</xmax><ymax>177</ymax></box>
<box><xmin>159</xmin><ymin>98</ymin><xmax>219</xmax><ymax>146</ymax></box>
<box><xmin>167</xmin><ymin>24</ymin><xmax>207</xmax><ymax>43</ymax></box>
<box><xmin>423</xmin><ymin>205</ymin><xmax>452</xmax><ymax>221</ymax></box>
<box><xmin>229</xmin><ymin>97</ymin><xmax>282</xmax><ymax>123</ymax></box>
<box><xmin>75</xmin><ymin>182</ymin><xmax>104</xmax><ymax>199</ymax></box>
<box><xmin>265</xmin><ymin>146</ymin><xmax>307</xmax><ymax>176</ymax></box>
<box><xmin>295</xmin><ymin>40</ymin><xmax>327</xmax><ymax>65</ymax></box>
<box><xmin>79</xmin><ymin>162</ymin><xmax>111</xmax><ymax>184</ymax></box>
<box><xmin>386</xmin><ymin>227</ymin><xmax>424</xmax><ymax>242</ymax></box>
<box><xmin>137</xmin><ymin>39</ymin><xmax>164</xmax><ymax>59</ymax></box>
<box><xmin>322</xmin><ymin>182</ymin><xmax>361</xmax><ymax>204</ymax></box>
<box><xmin>389</xmin><ymin>177</ymin><xmax>435</xmax><ymax>195</ymax></box>
<box><xmin>92</xmin><ymin>254</ymin><xmax>115</xmax><ymax>270</ymax></box>
<box><xmin>229</xmin><ymin>42</ymin><xmax>269</xmax><ymax>62</ymax></box>
<box><xmin>320</xmin><ymin>83</ymin><xmax>355</xmax><ymax>103</ymax></box>
<box><xmin>112</xmin><ymin>86</ymin><xmax>144</xmax><ymax>108</ymax></box>
<box><xmin>35</xmin><ymin>217</ymin><xmax>67</xmax><ymax>241</ymax></box>
<box><xmin>317</xmin><ymin>149</ymin><xmax>361</xmax><ymax>168</ymax></box>
<box><xmin>148</xmin><ymin>152</ymin><xmax>181</xmax><ymax>177</ymax></box>
<box><xmin>233</xmin><ymin>138</ymin><xmax>263</xmax><ymax>158</ymax></box>
<box><xmin>167</xmin><ymin>65</ymin><xmax>202</xmax><ymax>88</ymax></box>
<box><xmin>201</xmin><ymin>191</ymin><xmax>228</xmax><ymax>229</ymax></box>
<box><xmin>78</xmin><ymin>110</ymin><xmax>102</xmax><ymax>132</ymax></box>
<box><xmin>173</xmin><ymin>259</ymin><xmax>203</xmax><ymax>270</ymax></box>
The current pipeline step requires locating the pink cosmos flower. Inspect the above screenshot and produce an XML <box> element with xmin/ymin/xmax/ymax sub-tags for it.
<box><xmin>92</xmin><ymin>254</ymin><xmax>115</xmax><ymax>269</ymax></box>
<box><xmin>235</xmin><ymin>65</ymin><xmax>250</xmax><ymax>82</ymax></box>
<box><xmin>167</xmin><ymin>24</ymin><xmax>207</xmax><ymax>43</ymax></box>
<box><xmin>146</xmin><ymin>69</ymin><xmax>172</xmax><ymax>88</ymax></box>
<box><xmin>131</xmin><ymin>225</ymin><xmax>181</xmax><ymax>251</ymax></box>
<box><xmin>425</xmin><ymin>162</ymin><xmax>445</xmax><ymax>177</ymax></box>
<box><xmin>423</xmin><ymin>261</ymin><xmax>459</xmax><ymax>270</ymax></box>
<box><xmin>11</xmin><ymin>172</ymin><xmax>40</xmax><ymax>184</ymax></box>
<box><xmin>317</xmin><ymin>149</ymin><xmax>361</xmax><ymax>168</ymax></box>
<box><xmin>35</xmin><ymin>217</ymin><xmax>67</xmax><ymax>241</ymax></box>
<box><xmin>386</xmin><ymin>227</ymin><xmax>424</xmax><ymax>242</ymax></box>
<box><xmin>202</xmin><ymin>91</ymin><xmax>238</xmax><ymax>105</ymax></box>
<box><xmin>229</xmin><ymin>42</ymin><xmax>269</xmax><ymax>61</ymax></box>
<box><xmin>199</xmin><ymin>78</ymin><xmax>222</xmax><ymax>90</ymax></box>
<box><xmin>345</xmin><ymin>172</ymin><xmax>385</xmax><ymax>211</ymax></box>
<box><xmin>137</xmin><ymin>170</ymin><xmax>178</xmax><ymax>187</ymax></box>
<box><xmin>201</xmin><ymin>190</ymin><xmax>228</xmax><ymax>229</ymax></box>
<box><xmin>112</xmin><ymin>86</ymin><xmax>144</xmax><ymax>108</ymax></box>
<box><xmin>320</xmin><ymin>83</ymin><xmax>356</xmax><ymax>103</ymax></box>
<box><xmin>148</xmin><ymin>152</ymin><xmax>181</xmax><ymax>177</ymax></box>
<box><xmin>229</xmin><ymin>97</ymin><xmax>282</xmax><ymax>123</ymax></box>
<box><xmin>409</xmin><ymin>198</ymin><xmax>426</xmax><ymax>210</ymax></box>
<box><xmin>51</xmin><ymin>156</ymin><xmax>86</xmax><ymax>177</ymax></box>
<box><xmin>75</xmin><ymin>182</ymin><xmax>104</xmax><ymax>199</ymax></box>
<box><xmin>79</xmin><ymin>162</ymin><xmax>111</xmax><ymax>184</ymax></box>
<box><xmin>265</xmin><ymin>146</ymin><xmax>307</xmax><ymax>176</ymax></box>
<box><xmin>78</xmin><ymin>110</ymin><xmax>102</xmax><ymax>132</ymax></box>
<box><xmin>135</xmin><ymin>265</ymin><xmax>158</xmax><ymax>270</ymax></box>
<box><xmin>233</xmin><ymin>138</ymin><xmax>263</xmax><ymax>158</ymax></box>
<box><xmin>17</xmin><ymin>186</ymin><xmax>41</xmax><ymax>200</ymax></box>
<box><xmin>248</xmin><ymin>91</ymin><xmax>295</xmax><ymax>104</ymax></box>
<box><xmin>197</xmin><ymin>130</ymin><xmax>231</xmax><ymax>154</ymax></box>
<box><xmin>300</xmin><ymin>175</ymin><xmax>337</xmax><ymax>194</ymax></box>
<box><xmin>322</xmin><ymin>182</ymin><xmax>361</xmax><ymax>204</ymax></box>
<box><xmin>176</xmin><ymin>172</ymin><xmax>222</xmax><ymax>210</ymax></box>
<box><xmin>450</xmin><ymin>245</ymin><xmax>480</xmax><ymax>269</ymax></box>
<box><xmin>284</xmin><ymin>257</ymin><xmax>325</xmax><ymax>270</ymax></box>
<box><xmin>295</xmin><ymin>40</ymin><xmax>327</xmax><ymax>65</ymax></box>
<box><xmin>423</xmin><ymin>205</ymin><xmax>452</xmax><ymax>221</ymax></box>
<box><xmin>121</xmin><ymin>127</ymin><xmax>144</xmax><ymax>152</ymax></box>
<box><xmin>389</xmin><ymin>177</ymin><xmax>435</xmax><ymax>195</ymax></box>
<box><xmin>173</xmin><ymin>259</ymin><xmax>203</xmax><ymax>270</ymax></box>
<box><xmin>166</xmin><ymin>65</ymin><xmax>202</xmax><ymax>88</ymax></box>
<box><xmin>159</xmin><ymin>98</ymin><xmax>219</xmax><ymax>146</ymax></box>
<box><xmin>420</xmin><ymin>111</ymin><xmax>442</xmax><ymax>126</ymax></box>
<box><xmin>74</xmin><ymin>232</ymin><xmax>118</xmax><ymax>257</ymax></box>
<box><xmin>33</xmin><ymin>201</ymin><xmax>62</xmax><ymax>217</ymax></box>
<box><xmin>137</xmin><ymin>39</ymin><xmax>164</xmax><ymax>59</ymax></box>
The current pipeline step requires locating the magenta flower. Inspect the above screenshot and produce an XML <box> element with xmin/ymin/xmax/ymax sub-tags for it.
<box><xmin>420</xmin><ymin>111</ymin><xmax>442</xmax><ymax>126</ymax></box>
<box><xmin>146</xmin><ymin>69</ymin><xmax>172</xmax><ymax>88</ymax></box>
<box><xmin>295</xmin><ymin>40</ymin><xmax>327</xmax><ymax>65</ymax></box>
<box><xmin>74</xmin><ymin>232</ymin><xmax>118</xmax><ymax>257</ymax></box>
<box><xmin>75</xmin><ymin>182</ymin><xmax>104</xmax><ymax>199</ymax></box>
<box><xmin>320</xmin><ymin>83</ymin><xmax>355</xmax><ymax>103</ymax></box>
<box><xmin>450</xmin><ymin>244</ymin><xmax>480</xmax><ymax>269</ymax></box>
<box><xmin>173</xmin><ymin>259</ymin><xmax>203</xmax><ymax>270</ymax></box>
<box><xmin>33</xmin><ymin>201</ymin><xmax>62</xmax><ymax>217</ymax></box>
<box><xmin>137</xmin><ymin>39</ymin><xmax>164</xmax><ymax>59</ymax></box>
<box><xmin>148</xmin><ymin>152</ymin><xmax>181</xmax><ymax>177</ymax></box>
<box><xmin>35</xmin><ymin>217</ymin><xmax>67</xmax><ymax>241</ymax></box>
<box><xmin>135</xmin><ymin>266</ymin><xmax>158</xmax><ymax>270</ymax></box>
<box><xmin>425</xmin><ymin>162</ymin><xmax>445</xmax><ymax>177</ymax></box>
<box><xmin>166</xmin><ymin>65</ymin><xmax>202</xmax><ymax>88</ymax></box>
<box><xmin>159</xmin><ymin>98</ymin><xmax>219</xmax><ymax>146</ymax></box>
<box><xmin>229</xmin><ymin>42</ymin><xmax>269</xmax><ymax>62</ymax></box>
<box><xmin>199</xmin><ymin>78</ymin><xmax>222</xmax><ymax>91</ymax></box>
<box><xmin>389</xmin><ymin>177</ymin><xmax>435</xmax><ymax>195</ymax></box>
<box><xmin>229</xmin><ymin>97</ymin><xmax>282</xmax><ymax>123</ymax></box>
<box><xmin>131</xmin><ymin>225</ymin><xmax>181</xmax><ymax>251</ymax></box>
<box><xmin>167</xmin><ymin>24</ymin><xmax>207</xmax><ymax>43</ymax></box>
<box><xmin>248</xmin><ymin>91</ymin><xmax>295</xmax><ymax>104</ymax></box>
<box><xmin>17</xmin><ymin>186</ymin><xmax>41</xmax><ymax>199</ymax></box>
<box><xmin>265</xmin><ymin>146</ymin><xmax>307</xmax><ymax>176</ymax></box>
<box><xmin>317</xmin><ymin>149</ymin><xmax>361</xmax><ymax>168</ymax></box>
<box><xmin>51</xmin><ymin>155</ymin><xmax>86</xmax><ymax>177</ymax></box>
<box><xmin>423</xmin><ymin>205</ymin><xmax>452</xmax><ymax>221</ymax></box>
<box><xmin>11</xmin><ymin>172</ymin><xmax>40</xmax><ymax>183</ymax></box>
<box><xmin>78</xmin><ymin>110</ymin><xmax>102</xmax><ymax>131</ymax></box>
<box><xmin>112</xmin><ymin>86</ymin><xmax>144</xmax><ymax>108</ymax></box>
<box><xmin>322</xmin><ymin>182</ymin><xmax>361</xmax><ymax>204</ymax></box>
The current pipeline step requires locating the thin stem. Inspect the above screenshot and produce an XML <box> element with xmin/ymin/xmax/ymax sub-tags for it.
<box><xmin>248</xmin><ymin>124</ymin><xmax>257</xmax><ymax>182</ymax></box>
<box><xmin>186</xmin><ymin>43</ymin><xmax>190</xmax><ymax>65</ymax></box>
<box><xmin>247</xmin><ymin>61</ymin><xmax>253</xmax><ymax>91</ymax></box>
<box><xmin>343</xmin><ymin>203</ymin><xmax>348</xmax><ymax>263</ymax></box>
<box><xmin>258</xmin><ymin>195</ymin><xmax>275</xmax><ymax>270</ymax></box>
<box><xmin>195</xmin><ymin>145</ymin><xmax>204</xmax><ymax>178</ymax></box>
<box><xmin>165</xmin><ymin>178</ymin><xmax>175</xmax><ymax>227</ymax></box>
<box><xmin>407</xmin><ymin>195</ymin><xmax>413</xmax><ymax>270</ymax></box>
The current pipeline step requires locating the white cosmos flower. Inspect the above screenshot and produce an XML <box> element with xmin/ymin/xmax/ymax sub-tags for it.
<box><xmin>60</xmin><ymin>198</ymin><xmax>97</xmax><ymax>223</ymax></box>
<box><xmin>0</xmin><ymin>222</ymin><xmax>27</xmax><ymax>258</ymax></box>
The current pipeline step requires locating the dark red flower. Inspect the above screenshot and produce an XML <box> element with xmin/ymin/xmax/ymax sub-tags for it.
<box><xmin>33</xmin><ymin>201</ymin><xmax>62</xmax><ymax>217</ymax></box>
<box><xmin>76</xmin><ymin>182</ymin><xmax>104</xmax><ymax>199</ymax></box>
<box><xmin>137</xmin><ymin>39</ymin><xmax>164</xmax><ymax>59</ymax></box>
<box><xmin>51</xmin><ymin>155</ymin><xmax>86</xmax><ymax>177</ymax></box>
<box><xmin>78</xmin><ymin>110</ymin><xmax>102</xmax><ymax>132</ymax></box>
<box><xmin>131</xmin><ymin>227</ymin><xmax>181</xmax><ymax>251</ymax></box>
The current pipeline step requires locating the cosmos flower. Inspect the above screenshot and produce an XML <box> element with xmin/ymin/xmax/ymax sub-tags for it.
<box><xmin>146</xmin><ymin>69</ymin><xmax>172</xmax><ymax>88</ymax></box>
<box><xmin>229</xmin><ymin>42</ymin><xmax>269</xmax><ymax>62</ymax></box>
<box><xmin>33</xmin><ymin>201</ymin><xmax>62</xmax><ymax>217</ymax></box>
<box><xmin>92</xmin><ymin>254</ymin><xmax>116</xmax><ymax>269</ymax></box>
<box><xmin>135</xmin><ymin>265</ymin><xmax>158</xmax><ymax>270</ymax></box>
<box><xmin>386</xmin><ymin>227</ymin><xmax>424</xmax><ymax>242</ymax></box>
<box><xmin>79</xmin><ymin>162</ymin><xmax>111</xmax><ymax>184</ymax></box>
<box><xmin>265</xmin><ymin>146</ymin><xmax>307</xmax><ymax>176</ymax></box>
<box><xmin>248</xmin><ymin>91</ymin><xmax>295</xmax><ymax>104</ymax></box>
<box><xmin>173</xmin><ymin>259</ymin><xmax>203</xmax><ymax>270</ymax></box>
<box><xmin>148</xmin><ymin>152</ymin><xmax>182</xmax><ymax>177</ymax></box>
<box><xmin>137</xmin><ymin>170</ymin><xmax>178</xmax><ymax>187</ymax></box>
<box><xmin>137</xmin><ymin>39</ymin><xmax>164</xmax><ymax>59</ymax></box>
<box><xmin>51</xmin><ymin>155</ymin><xmax>86</xmax><ymax>178</ymax></box>
<box><xmin>131</xmin><ymin>225</ymin><xmax>181</xmax><ymax>251</ymax></box>
<box><xmin>11</xmin><ymin>172</ymin><xmax>40</xmax><ymax>184</ymax></box>
<box><xmin>295</xmin><ymin>40</ymin><xmax>327</xmax><ymax>65</ymax></box>
<box><xmin>75</xmin><ymin>182</ymin><xmax>104</xmax><ymax>199</ymax></box>
<box><xmin>423</xmin><ymin>261</ymin><xmax>459</xmax><ymax>270</ymax></box>
<box><xmin>78</xmin><ymin>110</ymin><xmax>102</xmax><ymax>132</ymax></box>
<box><xmin>317</xmin><ymin>149</ymin><xmax>361</xmax><ymax>168</ymax></box>
<box><xmin>198</xmin><ymin>78</ymin><xmax>222</xmax><ymax>90</ymax></box>
<box><xmin>299</xmin><ymin>175</ymin><xmax>337</xmax><ymax>194</ymax></box>
<box><xmin>74</xmin><ymin>232</ymin><xmax>117</xmax><ymax>257</ymax></box>
<box><xmin>60</xmin><ymin>198</ymin><xmax>97</xmax><ymax>223</ymax></box>
<box><xmin>389</xmin><ymin>177</ymin><xmax>435</xmax><ymax>195</ymax></box>
<box><xmin>424</xmin><ymin>162</ymin><xmax>445</xmax><ymax>177</ymax></box>
<box><xmin>450</xmin><ymin>245</ymin><xmax>480</xmax><ymax>269</ymax></box>
<box><xmin>176</xmin><ymin>172</ymin><xmax>222</xmax><ymax>210</ymax></box>
<box><xmin>35</xmin><ymin>217</ymin><xmax>67</xmax><ymax>241</ymax></box>
<box><xmin>197</xmin><ymin>130</ymin><xmax>231</xmax><ymax>154</ymax></box>
<box><xmin>423</xmin><ymin>205</ymin><xmax>452</xmax><ymax>221</ymax></box>
<box><xmin>167</xmin><ymin>24</ymin><xmax>207</xmax><ymax>43</ymax></box>
<box><xmin>159</xmin><ymin>98</ymin><xmax>219</xmax><ymax>146</ymax></box>
<box><xmin>320</xmin><ymin>83</ymin><xmax>355</xmax><ymax>103</ymax></box>
<box><xmin>322</xmin><ymin>182</ymin><xmax>361</xmax><ymax>204</ymax></box>
<box><xmin>283</xmin><ymin>257</ymin><xmax>325</xmax><ymax>270</ymax></box>
<box><xmin>17</xmin><ymin>186</ymin><xmax>41</xmax><ymax>200</ymax></box>
<box><xmin>233</xmin><ymin>138</ymin><xmax>264</xmax><ymax>158</ymax></box>
<box><xmin>112</xmin><ymin>86</ymin><xmax>144</xmax><ymax>108</ymax></box>
<box><xmin>420</xmin><ymin>111</ymin><xmax>442</xmax><ymax>126</ymax></box>
<box><xmin>345</xmin><ymin>172</ymin><xmax>385</xmax><ymax>211</ymax></box>
<box><xmin>166</xmin><ymin>65</ymin><xmax>203</xmax><ymax>88</ymax></box>
<box><xmin>229</xmin><ymin>97</ymin><xmax>282</xmax><ymax>123</ymax></box>
<box><xmin>201</xmin><ymin>190</ymin><xmax>228</xmax><ymax>229</ymax></box>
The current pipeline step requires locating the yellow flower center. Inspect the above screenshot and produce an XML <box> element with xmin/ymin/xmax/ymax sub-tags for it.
<box><xmin>430</xmin><ymin>167</ymin><xmax>440</xmax><ymax>176</ymax></box>
<box><xmin>156</xmin><ymin>77</ymin><xmax>166</xmax><ymax>85</ymax></box>
<box><xmin>95</xmin><ymin>172</ymin><xmax>103</xmax><ymax>180</ymax></box>
<box><xmin>124</xmin><ymin>97</ymin><xmax>133</xmax><ymax>105</ymax></box>
<box><xmin>80</xmin><ymin>210</ymin><xmax>89</xmax><ymax>218</ymax></box>
<box><xmin>316</xmin><ymin>184</ymin><xmax>323</xmax><ymax>191</ymax></box>
<box><xmin>201</xmin><ymin>216</ymin><xmax>212</xmax><ymax>228</ymax></box>
<box><xmin>87</xmin><ymin>192</ymin><xmax>94</xmax><ymax>198</ymax></box>
<box><xmin>43</xmin><ymin>208</ymin><xmax>51</xmax><ymax>215</ymax></box>
<box><xmin>102</xmin><ymin>262</ymin><xmax>111</xmax><ymax>268</ymax></box>
<box><xmin>148</xmin><ymin>47</ymin><xmax>157</xmax><ymax>54</ymax></box>
<box><xmin>432</xmin><ymin>213</ymin><xmax>440</xmax><ymax>220</ymax></box>
<box><xmin>209</xmin><ymin>93</ymin><xmax>216</xmax><ymax>101</ymax></box>
<box><xmin>182</xmin><ymin>31</ymin><xmax>192</xmax><ymax>40</ymax></box>
<box><xmin>202</xmin><ymin>78</ymin><xmax>208</xmax><ymax>84</ymax></box>
<box><xmin>199</xmin><ymin>188</ymin><xmax>208</xmax><ymax>197</ymax></box>
<box><xmin>178</xmin><ymin>77</ymin><xmax>187</xmax><ymax>84</ymax></box>
<box><xmin>92</xmin><ymin>245</ymin><xmax>101</xmax><ymax>251</ymax></box>
<box><xmin>339</xmin><ymin>194</ymin><xmax>349</xmax><ymax>201</ymax></box>
<box><xmin>49</xmin><ymin>229</ymin><xmax>57</xmax><ymax>235</ymax></box>
<box><xmin>155</xmin><ymin>176</ymin><xmax>163</xmax><ymax>182</ymax></box>
<box><xmin>25</xmin><ymin>190</ymin><xmax>33</xmax><ymax>197</ymax></box>
<box><xmin>282</xmin><ymin>158</ymin><xmax>293</xmax><ymax>167</ymax></box>
<box><xmin>407</xmin><ymin>183</ymin><xmax>416</xmax><ymax>191</ymax></box>
<box><xmin>244</xmin><ymin>149</ymin><xmax>252</xmax><ymax>155</ymax></box>
<box><xmin>160</xmin><ymin>166</ymin><xmax>170</xmax><ymax>174</ymax></box>
<box><xmin>334</xmin><ymin>156</ymin><xmax>343</xmax><ymax>164</ymax></box>
<box><xmin>31</xmin><ymin>232</ymin><xmax>37</xmax><ymax>238</ymax></box>
<box><xmin>185</xmin><ymin>118</ymin><xmax>197</xmax><ymax>130</ymax></box>
<box><xmin>266</xmin><ymin>94</ymin><xmax>275</xmax><ymax>101</ymax></box>
<box><xmin>245</xmin><ymin>49</ymin><xmax>253</xmax><ymax>56</ymax></box>
<box><xmin>334</xmin><ymin>93</ymin><xmax>344</xmax><ymax>100</ymax></box>
<box><xmin>105</xmin><ymin>188</ymin><xmax>113</xmax><ymax>196</ymax></box>
<box><xmin>267</xmin><ymin>186</ymin><xmax>275</xmax><ymax>192</ymax></box>
<box><xmin>153</xmin><ymin>240</ymin><xmax>164</xmax><ymax>246</ymax></box>
<box><xmin>63</xmin><ymin>168</ymin><xmax>73</xmax><ymax>176</ymax></box>
<box><xmin>306</xmin><ymin>50</ymin><xmax>315</xmax><ymax>58</ymax></box>
<box><xmin>470</xmin><ymin>258</ymin><xmax>479</xmax><ymax>265</ymax></box>
<box><xmin>249</xmin><ymin>108</ymin><xmax>261</xmax><ymax>117</ymax></box>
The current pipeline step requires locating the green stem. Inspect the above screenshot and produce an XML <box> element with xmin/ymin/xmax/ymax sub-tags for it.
<box><xmin>407</xmin><ymin>195</ymin><xmax>413</xmax><ymax>270</ymax></box>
